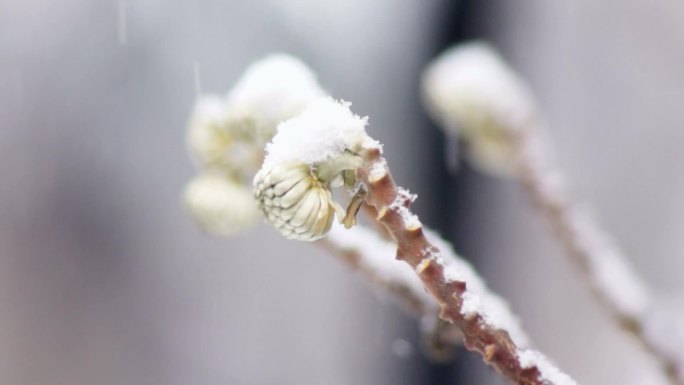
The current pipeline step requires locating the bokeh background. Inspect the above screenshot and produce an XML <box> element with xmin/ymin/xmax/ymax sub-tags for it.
<box><xmin>1</xmin><ymin>1</ymin><xmax>683</xmax><ymax>384</ymax></box>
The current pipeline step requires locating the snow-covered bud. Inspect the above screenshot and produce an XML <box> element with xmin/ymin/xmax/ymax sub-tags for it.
<box><xmin>187</xmin><ymin>54</ymin><xmax>325</xmax><ymax>177</ymax></box>
<box><xmin>421</xmin><ymin>42</ymin><xmax>538</xmax><ymax>175</ymax></box>
<box><xmin>254</xmin><ymin>97</ymin><xmax>371</xmax><ymax>241</ymax></box>
<box><xmin>253</xmin><ymin>163</ymin><xmax>339</xmax><ymax>241</ymax></box>
<box><xmin>225</xmin><ymin>54</ymin><xmax>326</xmax><ymax>146</ymax></box>
<box><xmin>184</xmin><ymin>172</ymin><xmax>260</xmax><ymax>235</ymax></box>
<box><xmin>187</xmin><ymin>95</ymin><xmax>232</xmax><ymax>169</ymax></box>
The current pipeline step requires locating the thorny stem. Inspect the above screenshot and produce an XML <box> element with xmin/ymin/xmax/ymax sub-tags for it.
<box><xmin>334</xmin><ymin>187</ymin><xmax>464</xmax><ymax>357</ymax></box>
<box><xmin>513</xmin><ymin>131</ymin><xmax>684</xmax><ymax>385</ymax></box>
<box><xmin>354</xmin><ymin>143</ymin><xmax>576</xmax><ymax>385</ymax></box>
<box><xmin>362</xmin><ymin>204</ymin><xmax>393</xmax><ymax>240</ymax></box>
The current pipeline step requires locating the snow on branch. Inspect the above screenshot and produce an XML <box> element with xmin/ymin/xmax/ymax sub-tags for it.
<box><xmin>254</xmin><ymin>97</ymin><xmax>579</xmax><ymax>385</ymax></box>
<box><xmin>422</xmin><ymin>41</ymin><xmax>684</xmax><ymax>384</ymax></box>
<box><xmin>322</xmin><ymin>224</ymin><xmax>464</xmax><ymax>356</ymax></box>
<box><xmin>324</xmin><ymin>221</ymin><xmax>537</xmax><ymax>359</ymax></box>
<box><xmin>356</xmin><ymin>142</ymin><xmax>576</xmax><ymax>385</ymax></box>
<box><xmin>324</xmin><ymin>223</ymin><xmax>435</xmax><ymax>313</ymax></box>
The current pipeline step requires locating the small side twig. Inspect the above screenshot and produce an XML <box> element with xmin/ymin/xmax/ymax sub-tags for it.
<box><xmin>320</xmin><ymin>226</ymin><xmax>430</xmax><ymax>313</ymax></box>
<box><xmin>356</xmin><ymin>143</ymin><xmax>577</xmax><ymax>385</ymax></box>
<box><xmin>320</xmin><ymin>224</ymin><xmax>463</xmax><ymax>355</ymax></box>
<box><xmin>514</xmin><ymin>131</ymin><xmax>684</xmax><ymax>384</ymax></box>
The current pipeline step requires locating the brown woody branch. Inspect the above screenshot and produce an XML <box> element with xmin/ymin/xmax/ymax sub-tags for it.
<box><xmin>355</xmin><ymin>143</ymin><xmax>577</xmax><ymax>385</ymax></box>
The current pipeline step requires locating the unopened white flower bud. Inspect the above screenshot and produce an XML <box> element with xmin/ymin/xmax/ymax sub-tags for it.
<box><xmin>253</xmin><ymin>97</ymin><xmax>372</xmax><ymax>241</ymax></box>
<box><xmin>225</xmin><ymin>54</ymin><xmax>326</xmax><ymax>145</ymax></box>
<box><xmin>253</xmin><ymin>163</ymin><xmax>339</xmax><ymax>241</ymax></box>
<box><xmin>184</xmin><ymin>172</ymin><xmax>260</xmax><ymax>235</ymax></box>
<box><xmin>422</xmin><ymin>42</ymin><xmax>538</xmax><ymax>175</ymax></box>
<box><xmin>187</xmin><ymin>54</ymin><xmax>325</xmax><ymax>177</ymax></box>
<box><xmin>187</xmin><ymin>95</ymin><xmax>232</xmax><ymax>169</ymax></box>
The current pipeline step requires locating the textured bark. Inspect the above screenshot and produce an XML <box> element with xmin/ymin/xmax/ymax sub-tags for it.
<box><xmin>357</xmin><ymin>144</ymin><xmax>572</xmax><ymax>385</ymax></box>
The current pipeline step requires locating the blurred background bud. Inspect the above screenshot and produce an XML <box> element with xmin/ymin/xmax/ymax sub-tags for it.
<box><xmin>422</xmin><ymin>42</ymin><xmax>537</xmax><ymax>175</ymax></box>
<box><xmin>184</xmin><ymin>171</ymin><xmax>260</xmax><ymax>235</ymax></box>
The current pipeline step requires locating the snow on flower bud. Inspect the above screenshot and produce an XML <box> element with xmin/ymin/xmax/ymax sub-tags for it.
<box><xmin>184</xmin><ymin>172</ymin><xmax>260</xmax><ymax>235</ymax></box>
<box><xmin>262</xmin><ymin>97</ymin><xmax>370</xmax><ymax>169</ymax></box>
<box><xmin>225</xmin><ymin>54</ymin><xmax>326</xmax><ymax>146</ymax></box>
<box><xmin>187</xmin><ymin>54</ymin><xmax>325</xmax><ymax>176</ymax></box>
<box><xmin>421</xmin><ymin>42</ymin><xmax>538</xmax><ymax>175</ymax></box>
<box><xmin>253</xmin><ymin>163</ymin><xmax>338</xmax><ymax>241</ymax></box>
<box><xmin>254</xmin><ymin>97</ymin><xmax>371</xmax><ymax>241</ymax></box>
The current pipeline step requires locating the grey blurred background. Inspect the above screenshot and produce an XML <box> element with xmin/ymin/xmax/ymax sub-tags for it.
<box><xmin>1</xmin><ymin>1</ymin><xmax>683</xmax><ymax>384</ymax></box>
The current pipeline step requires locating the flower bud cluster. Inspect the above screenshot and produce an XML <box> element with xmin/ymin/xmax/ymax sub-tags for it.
<box><xmin>184</xmin><ymin>172</ymin><xmax>260</xmax><ymax>235</ymax></box>
<box><xmin>185</xmin><ymin>54</ymin><xmax>325</xmax><ymax>235</ymax></box>
<box><xmin>188</xmin><ymin>54</ymin><xmax>326</xmax><ymax>177</ymax></box>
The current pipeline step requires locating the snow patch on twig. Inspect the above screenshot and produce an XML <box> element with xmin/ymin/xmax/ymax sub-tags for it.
<box><xmin>425</xmin><ymin>229</ymin><xmax>530</xmax><ymax>347</ymax></box>
<box><xmin>568</xmin><ymin>209</ymin><xmax>650</xmax><ymax>318</ymax></box>
<box><xmin>326</xmin><ymin>223</ymin><xmax>436</xmax><ymax>309</ymax></box>
<box><xmin>368</xmin><ymin>158</ymin><xmax>388</xmax><ymax>182</ymax></box>
<box><xmin>643</xmin><ymin>303</ymin><xmax>684</xmax><ymax>379</ymax></box>
<box><xmin>390</xmin><ymin>188</ymin><xmax>420</xmax><ymax>231</ymax></box>
<box><xmin>518</xmin><ymin>349</ymin><xmax>578</xmax><ymax>385</ymax></box>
